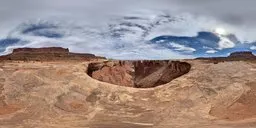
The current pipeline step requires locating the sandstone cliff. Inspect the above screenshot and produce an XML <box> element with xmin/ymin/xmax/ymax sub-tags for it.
<box><xmin>87</xmin><ymin>60</ymin><xmax>191</xmax><ymax>88</ymax></box>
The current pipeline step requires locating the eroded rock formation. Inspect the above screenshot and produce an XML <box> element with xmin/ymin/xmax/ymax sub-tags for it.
<box><xmin>0</xmin><ymin>51</ymin><xmax>255</xmax><ymax>127</ymax></box>
<box><xmin>87</xmin><ymin>60</ymin><xmax>191</xmax><ymax>88</ymax></box>
<box><xmin>0</xmin><ymin>47</ymin><xmax>105</xmax><ymax>61</ymax></box>
<box><xmin>228</xmin><ymin>51</ymin><xmax>255</xmax><ymax>58</ymax></box>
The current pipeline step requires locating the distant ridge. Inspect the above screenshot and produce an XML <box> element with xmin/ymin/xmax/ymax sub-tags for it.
<box><xmin>12</xmin><ymin>47</ymin><xmax>69</xmax><ymax>54</ymax></box>
<box><xmin>0</xmin><ymin>47</ymin><xmax>106</xmax><ymax>61</ymax></box>
<box><xmin>196</xmin><ymin>51</ymin><xmax>256</xmax><ymax>62</ymax></box>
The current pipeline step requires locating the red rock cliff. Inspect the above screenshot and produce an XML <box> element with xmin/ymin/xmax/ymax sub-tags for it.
<box><xmin>87</xmin><ymin>60</ymin><xmax>191</xmax><ymax>88</ymax></box>
<box><xmin>228</xmin><ymin>51</ymin><xmax>255</xmax><ymax>58</ymax></box>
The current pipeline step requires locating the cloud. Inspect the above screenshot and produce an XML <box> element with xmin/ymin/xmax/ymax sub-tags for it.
<box><xmin>218</xmin><ymin>36</ymin><xmax>235</xmax><ymax>50</ymax></box>
<box><xmin>0</xmin><ymin>0</ymin><xmax>256</xmax><ymax>59</ymax></box>
<box><xmin>250</xmin><ymin>46</ymin><xmax>256</xmax><ymax>50</ymax></box>
<box><xmin>171</xmin><ymin>0</ymin><xmax>256</xmax><ymax>26</ymax></box>
<box><xmin>168</xmin><ymin>42</ymin><xmax>196</xmax><ymax>53</ymax></box>
<box><xmin>206</xmin><ymin>50</ymin><xmax>217</xmax><ymax>54</ymax></box>
<box><xmin>0</xmin><ymin>38</ymin><xmax>21</xmax><ymax>52</ymax></box>
<box><xmin>0</xmin><ymin>19</ymin><xmax>194</xmax><ymax>60</ymax></box>
<box><xmin>1</xmin><ymin>0</ymin><xmax>256</xmax><ymax>41</ymax></box>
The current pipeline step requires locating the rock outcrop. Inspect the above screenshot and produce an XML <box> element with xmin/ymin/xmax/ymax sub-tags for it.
<box><xmin>87</xmin><ymin>60</ymin><xmax>191</xmax><ymax>88</ymax></box>
<box><xmin>228</xmin><ymin>51</ymin><xmax>255</xmax><ymax>58</ymax></box>
<box><xmin>0</xmin><ymin>47</ymin><xmax>105</xmax><ymax>61</ymax></box>
<box><xmin>196</xmin><ymin>51</ymin><xmax>256</xmax><ymax>63</ymax></box>
<box><xmin>12</xmin><ymin>47</ymin><xmax>69</xmax><ymax>54</ymax></box>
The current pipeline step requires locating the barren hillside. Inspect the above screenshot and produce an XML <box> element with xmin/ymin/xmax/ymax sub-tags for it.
<box><xmin>0</xmin><ymin>48</ymin><xmax>255</xmax><ymax>128</ymax></box>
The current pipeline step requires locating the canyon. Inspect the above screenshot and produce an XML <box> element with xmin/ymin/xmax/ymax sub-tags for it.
<box><xmin>87</xmin><ymin>60</ymin><xmax>191</xmax><ymax>88</ymax></box>
<box><xmin>0</xmin><ymin>47</ymin><xmax>255</xmax><ymax>128</ymax></box>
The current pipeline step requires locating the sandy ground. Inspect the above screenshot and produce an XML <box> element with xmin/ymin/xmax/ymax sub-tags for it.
<box><xmin>0</xmin><ymin>60</ymin><xmax>255</xmax><ymax>128</ymax></box>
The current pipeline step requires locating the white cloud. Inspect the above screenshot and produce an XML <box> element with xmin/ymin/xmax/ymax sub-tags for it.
<box><xmin>206</xmin><ymin>49</ymin><xmax>217</xmax><ymax>54</ymax></box>
<box><xmin>218</xmin><ymin>36</ymin><xmax>235</xmax><ymax>49</ymax></box>
<box><xmin>203</xmin><ymin>46</ymin><xmax>212</xmax><ymax>49</ymax></box>
<box><xmin>250</xmin><ymin>46</ymin><xmax>256</xmax><ymax>50</ymax></box>
<box><xmin>168</xmin><ymin>42</ymin><xmax>196</xmax><ymax>53</ymax></box>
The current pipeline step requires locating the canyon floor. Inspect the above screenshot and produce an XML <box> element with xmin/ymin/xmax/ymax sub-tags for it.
<box><xmin>0</xmin><ymin>59</ymin><xmax>255</xmax><ymax>128</ymax></box>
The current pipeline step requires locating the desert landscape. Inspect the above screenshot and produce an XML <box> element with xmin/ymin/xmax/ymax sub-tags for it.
<box><xmin>0</xmin><ymin>47</ymin><xmax>254</xmax><ymax>128</ymax></box>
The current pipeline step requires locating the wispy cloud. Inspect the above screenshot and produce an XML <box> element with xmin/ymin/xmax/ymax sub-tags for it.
<box><xmin>206</xmin><ymin>49</ymin><xmax>217</xmax><ymax>54</ymax></box>
<box><xmin>0</xmin><ymin>0</ymin><xmax>256</xmax><ymax>59</ymax></box>
<box><xmin>168</xmin><ymin>42</ymin><xmax>196</xmax><ymax>53</ymax></box>
<box><xmin>1</xmin><ymin>19</ymin><xmax>195</xmax><ymax>59</ymax></box>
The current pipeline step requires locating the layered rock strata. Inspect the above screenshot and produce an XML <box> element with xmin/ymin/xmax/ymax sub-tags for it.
<box><xmin>87</xmin><ymin>60</ymin><xmax>191</xmax><ymax>88</ymax></box>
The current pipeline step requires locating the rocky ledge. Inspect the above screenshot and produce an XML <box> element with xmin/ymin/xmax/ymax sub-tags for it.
<box><xmin>87</xmin><ymin>60</ymin><xmax>191</xmax><ymax>88</ymax></box>
<box><xmin>0</xmin><ymin>47</ymin><xmax>105</xmax><ymax>61</ymax></box>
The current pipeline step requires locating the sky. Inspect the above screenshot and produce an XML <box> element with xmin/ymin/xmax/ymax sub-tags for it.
<box><xmin>0</xmin><ymin>0</ymin><xmax>256</xmax><ymax>59</ymax></box>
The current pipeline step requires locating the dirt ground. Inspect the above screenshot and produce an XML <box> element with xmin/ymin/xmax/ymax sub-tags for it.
<box><xmin>0</xmin><ymin>60</ymin><xmax>255</xmax><ymax>128</ymax></box>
